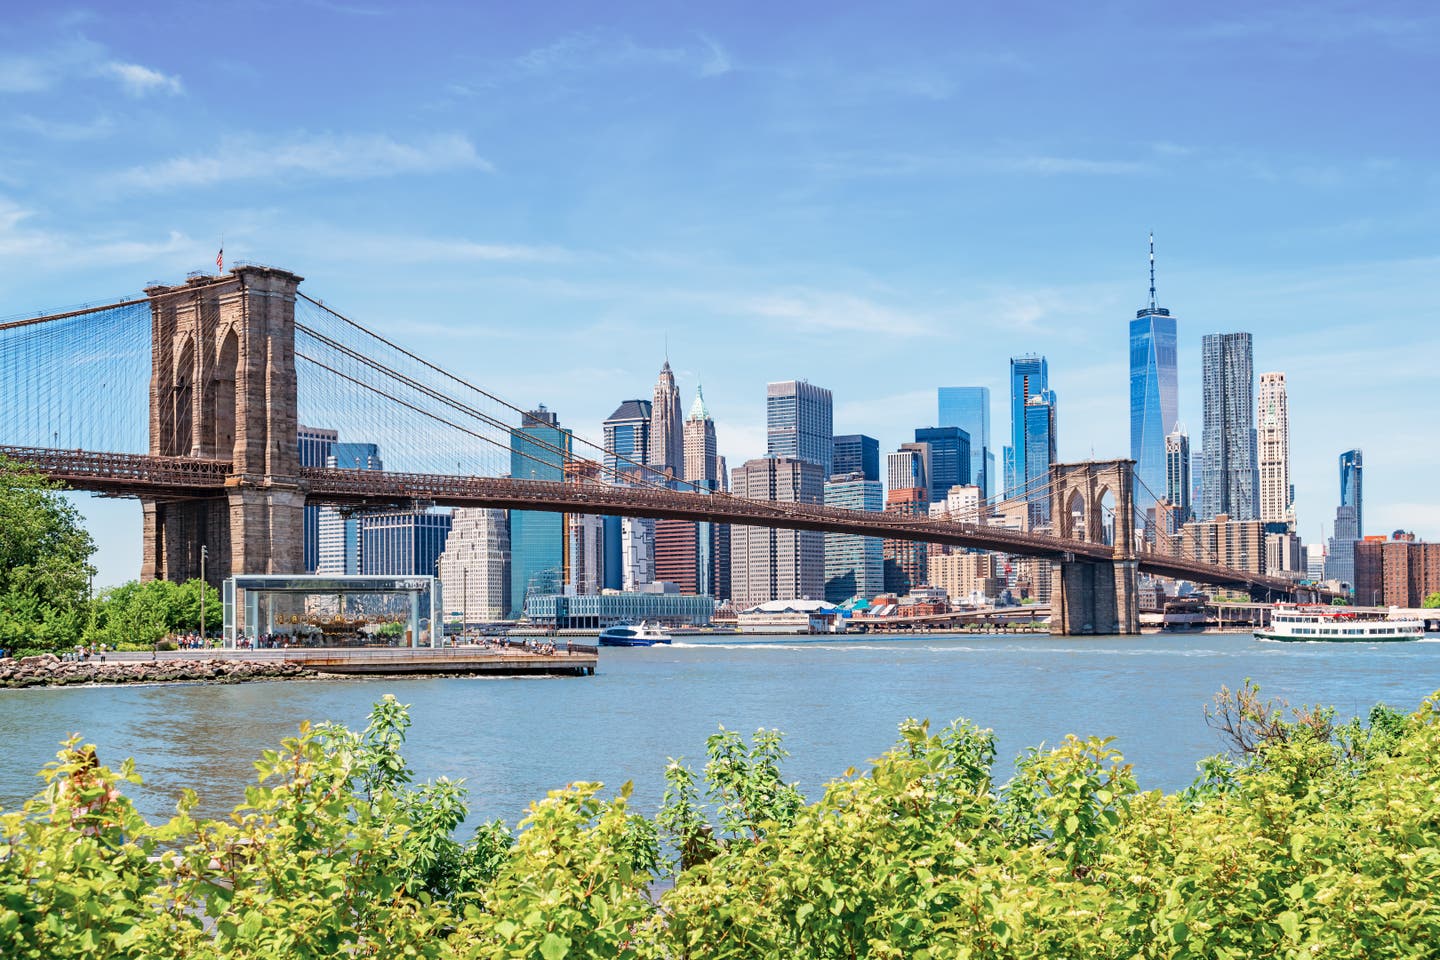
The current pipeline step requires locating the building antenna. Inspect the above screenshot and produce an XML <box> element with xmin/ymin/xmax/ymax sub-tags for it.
<box><xmin>1148</xmin><ymin>231</ymin><xmax>1157</xmax><ymax>310</ymax></box>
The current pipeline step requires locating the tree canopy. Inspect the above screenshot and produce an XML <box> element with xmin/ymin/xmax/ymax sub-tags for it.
<box><xmin>0</xmin><ymin>455</ymin><xmax>95</xmax><ymax>652</ymax></box>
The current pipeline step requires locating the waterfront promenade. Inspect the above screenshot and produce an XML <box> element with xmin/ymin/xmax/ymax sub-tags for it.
<box><xmin>103</xmin><ymin>644</ymin><xmax>599</xmax><ymax>678</ymax></box>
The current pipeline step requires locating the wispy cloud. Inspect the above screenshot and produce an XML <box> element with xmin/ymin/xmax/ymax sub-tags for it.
<box><xmin>0</xmin><ymin>195</ymin><xmax>193</xmax><ymax>267</ymax></box>
<box><xmin>469</xmin><ymin>29</ymin><xmax>733</xmax><ymax>88</ymax></box>
<box><xmin>301</xmin><ymin>229</ymin><xmax>571</xmax><ymax>266</ymax></box>
<box><xmin>99</xmin><ymin>61</ymin><xmax>182</xmax><ymax>96</ymax></box>
<box><xmin>12</xmin><ymin>113</ymin><xmax>115</xmax><ymax>141</ymax></box>
<box><xmin>744</xmin><ymin>289</ymin><xmax>933</xmax><ymax>336</ymax></box>
<box><xmin>0</xmin><ymin>39</ymin><xmax>182</xmax><ymax>97</ymax></box>
<box><xmin>810</xmin><ymin>149</ymin><xmax>1151</xmax><ymax>180</ymax></box>
<box><xmin>107</xmin><ymin>132</ymin><xmax>490</xmax><ymax>191</ymax></box>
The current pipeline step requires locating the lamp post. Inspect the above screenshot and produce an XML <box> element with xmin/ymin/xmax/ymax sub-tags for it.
<box><xmin>199</xmin><ymin>545</ymin><xmax>207</xmax><ymax>642</ymax></box>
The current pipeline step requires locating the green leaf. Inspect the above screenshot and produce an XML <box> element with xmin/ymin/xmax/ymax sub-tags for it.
<box><xmin>539</xmin><ymin>932</ymin><xmax>571</xmax><ymax>960</ymax></box>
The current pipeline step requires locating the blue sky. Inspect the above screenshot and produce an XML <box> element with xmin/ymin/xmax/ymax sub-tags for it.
<box><xmin>1</xmin><ymin>1</ymin><xmax>1436</xmax><ymax>586</ymax></box>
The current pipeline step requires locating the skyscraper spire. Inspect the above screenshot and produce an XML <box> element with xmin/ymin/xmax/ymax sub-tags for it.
<box><xmin>1148</xmin><ymin>232</ymin><xmax>1157</xmax><ymax>311</ymax></box>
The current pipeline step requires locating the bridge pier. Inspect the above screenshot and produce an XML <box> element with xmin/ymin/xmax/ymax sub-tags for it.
<box><xmin>141</xmin><ymin>266</ymin><xmax>305</xmax><ymax>588</ymax></box>
<box><xmin>1049</xmin><ymin>558</ymin><xmax>1139</xmax><ymax>635</ymax></box>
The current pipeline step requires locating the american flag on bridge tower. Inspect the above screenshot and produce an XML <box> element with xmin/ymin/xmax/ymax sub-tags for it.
<box><xmin>216</xmin><ymin>246</ymin><xmax>223</xmax><ymax>272</ymax></box>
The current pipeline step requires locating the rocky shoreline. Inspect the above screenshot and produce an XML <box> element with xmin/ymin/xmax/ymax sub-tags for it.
<box><xmin>0</xmin><ymin>654</ymin><xmax>315</xmax><ymax>688</ymax></box>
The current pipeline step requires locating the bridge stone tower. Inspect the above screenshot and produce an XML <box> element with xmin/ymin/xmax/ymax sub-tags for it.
<box><xmin>141</xmin><ymin>266</ymin><xmax>305</xmax><ymax>587</ymax></box>
<box><xmin>1048</xmin><ymin>459</ymin><xmax>1140</xmax><ymax>636</ymax></box>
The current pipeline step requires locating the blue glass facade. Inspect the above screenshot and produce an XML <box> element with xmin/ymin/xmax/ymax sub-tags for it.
<box><xmin>937</xmin><ymin>386</ymin><xmax>991</xmax><ymax>498</ymax></box>
<box><xmin>1007</xmin><ymin>356</ymin><xmax>1048</xmax><ymax>500</ymax></box>
<box><xmin>1340</xmin><ymin>449</ymin><xmax>1363</xmax><ymax>538</ymax></box>
<box><xmin>1022</xmin><ymin>392</ymin><xmax>1057</xmax><ymax>526</ymax></box>
<box><xmin>914</xmin><ymin>426</ymin><xmax>971</xmax><ymax>504</ymax></box>
<box><xmin>1129</xmin><ymin>308</ymin><xmax>1179</xmax><ymax>514</ymax></box>
<box><xmin>359</xmin><ymin>511</ymin><xmax>453</xmax><ymax>576</ymax></box>
<box><xmin>823</xmin><ymin>475</ymin><xmax>884</xmax><ymax>603</ymax></box>
<box><xmin>509</xmin><ymin>407</ymin><xmax>572</xmax><ymax>617</ymax></box>
<box><xmin>298</xmin><ymin>426</ymin><xmax>337</xmax><ymax>572</ymax></box>
<box><xmin>602</xmin><ymin>399</ymin><xmax>651</xmax><ymax>479</ymax></box>
<box><xmin>832</xmin><ymin>434</ymin><xmax>879</xmax><ymax>482</ymax></box>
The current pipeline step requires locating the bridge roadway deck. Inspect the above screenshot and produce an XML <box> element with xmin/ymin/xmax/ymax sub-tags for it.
<box><xmin>0</xmin><ymin>445</ymin><xmax>1307</xmax><ymax>596</ymax></box>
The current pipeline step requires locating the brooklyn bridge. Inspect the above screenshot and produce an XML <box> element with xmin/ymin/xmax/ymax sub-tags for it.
<box><xmin>0</xmin><ymin>265</ymin><xmax>1323</xmax><ymax>635</ymax></box>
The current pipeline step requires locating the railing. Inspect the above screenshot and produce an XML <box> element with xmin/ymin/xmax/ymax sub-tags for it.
<box><xmin>0</xmin><ymin>444</ymin><xmax>1310</xmax><ymax>594</ymax></box>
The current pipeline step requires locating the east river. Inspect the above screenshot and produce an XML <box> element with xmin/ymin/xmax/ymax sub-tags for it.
<box><xmin>4</xmin><ymin>632</ymin><xmax>1440</xmax><ymax>828</ymax></box>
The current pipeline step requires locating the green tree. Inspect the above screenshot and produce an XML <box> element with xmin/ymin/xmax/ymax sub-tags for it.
<box><xmin>85</xmin><ymin>578</ymin><xmax>221</xmax><ymax>648</ymax></box>
<box><xmin>1423</xmin><ymin>592</ymin><xmax>1440</xmax><ymax>609</ymax></box>
<box><xmin>0</xmin><ymin>455</ymin><xmax>96</xmax><ymax>654</ymax></box>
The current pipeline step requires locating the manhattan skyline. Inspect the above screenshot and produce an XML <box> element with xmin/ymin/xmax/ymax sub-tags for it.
<box><xmin>1</xmin><ymin>3</ymin><xmax>1435</xmax><ymax>586</ymax></box>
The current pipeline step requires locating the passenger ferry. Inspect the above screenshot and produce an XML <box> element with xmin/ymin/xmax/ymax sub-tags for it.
<box><xmin>597</xmin><ymin>621</ymin><xmax>673</xmax><ymax>647</ymax></box>
<box><xmin>1256</xmin><ymin>605</ymin><xmax>1424</xmax><ymax>643</ymax></box>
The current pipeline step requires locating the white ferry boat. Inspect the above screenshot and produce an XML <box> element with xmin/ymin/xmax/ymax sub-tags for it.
<box><xmin>1256</xmin><ymin>605</ymin><xmax>1423</xmax><ymax>643</ymax></box>
<box><xmin>597</xmin><ymin>621</ymin><xmax>673</xmax><ymax>647</ymax></box>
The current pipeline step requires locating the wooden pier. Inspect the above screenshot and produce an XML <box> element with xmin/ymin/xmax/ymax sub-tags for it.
<box><xmin>106</xmin><ymin>645</ymin><xmax>598</xmax><ymax>678</ymax></box>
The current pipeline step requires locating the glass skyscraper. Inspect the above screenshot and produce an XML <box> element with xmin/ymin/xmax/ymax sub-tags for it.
<box><xmin>602</xmin><ymin>399</ymin><xmax>651</xmax><ymax>479</ymax></box>
<box><xmin>1022</xmin><ymin>391</ymin><xmax>1057</xmax><ymax>526</ymax></box>
<box><xmin>914</xmin><ymin>426</ymin><xmax>971</xmax><ymax>504</ymax></box>
<box><xmin>832</xmin><ymin>434</ymin><xmax>879</xmax><ymax>482</ymax></box>
<box><xmin>1199</xmin><ymin>332</ymin><xmax>1258</xmax><ymax>520</ymax></box>
<box><xmin>1129</xmin><ymin>239</ymin><xmax>1179</xmax><ymax>515</ymax></box>
<box><xmin>823</xmin><ymin>473</ymin><xmax>884</xmax><ymax>603</ymax></box>
<box><xmin>1340</xmin><ymin>448</ymin><xmax>1363</xmax><ymax>538</ymax></box>
<box><xmin>937</xmin><ymin>386</ymin><xmax>992</xmax><ymax>498</ymax></box>
<box><xmin>1007</xmin><ymin>356</ymin><xmax>1049</xmax><ymax>502</ymax></box>
<box><xmin>1165</xmin><ymin>428</ymin><xmax>1192</xmax><ymax>530</ymax></box>
<box><xmin>509</xmin><ymin>406</ymin><xmax>573</xmax><ymax>617</ymax></box>
<box><xmin>766</xmin><ymin>380</ymin><xmax>833</xmax><ymax>477</ymax></box>
<box><xmin>359</xmin><ymin>511</ymin><xmax>453</xmax><ymax>576</ymax></box>
<box><xmin>298</xmin><ymin>425</ymin><xmax>338</xmax><ymax>573</ymax></box>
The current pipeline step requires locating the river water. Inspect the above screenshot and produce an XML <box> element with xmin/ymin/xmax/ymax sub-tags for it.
<box><xmin>3</xmin><ymin>632</ymin><xmax>1439</xmax><ymax>828</ymax></box>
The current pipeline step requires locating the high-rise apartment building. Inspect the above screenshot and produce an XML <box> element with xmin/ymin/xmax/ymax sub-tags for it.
<box><xmin>1354</xmin><ymin>538</ymin><xmax>1440</xmax><ymax>608</ymax></box>
<box><xmin>648</xmin><ymin>360</ymin><xmax>683</xmax><ymax>478</ymax></box>
<box><xmin>602</xmin><ymin>400</ymin><xmax>651</xmax><ymax>480</ymax></box>
<box><xmin>509</xmin><ymin>406</ymin><xmax>572</xmax><ymax>616</ymax></box>
<box><xmin>1257</xmin><ymin>372</ymin><xmax>1293</xmax><ymax>525</ymax></box>
<box><xmin>832</xmin><ymin>434</ymin><xmax>880</xmax><ymax>483</ymax></box>
<box><xmin>298</xmin><ymin>426</ymin><xmax>338</xmax><ymax>573</ymax></box>
<box><xmin>823</xmin><ymin>472</ymin><xmax>884</xmax><ymax>604</ymax></box>
<box><xmin>766</xmin><ymin>380</ymin><xmax>833</xmax><ymax>477</ymax></box>
<box><xmin>359</xmin><ymin>511</ymin><xmax>453</xmax><ymax>576</ymax></box>
<box><xmin>883</xmin><ymin>489</ymin><xmax>928</xmax><ymax>595</ymax></box>
<box><xmin>1022</xmin><ymin>390</ymin><xmax>1057</xmax><ymax>527</ymax></box>
<box><xmin>914</xmin><ymin>426</ymin><xmax>971</xmax><ymax>505</ymax></box>
<box><xmin>1164</xmin><ymin>428</ymin><xmax>1192</xmax><ymax>531</ymax></box>
<box><xmin>1200</xmin><ymin>332</ymin><xmax>1258</xmax><ymax>521</ymax></box>
<box><xmin>944</xmin><ymin>484</ymin><xmax>983</xmax><ymax>522</ymax></box>
<box><xmin>1129</xmin><ymin>236</ymin><xmax>1180</xmax><ymax>517</ymax></box>
<box><xmin>1340</xmin><ymin>448</ymin><xmax>1363</xmax><ymax>538</ymax></box>
<box><xmin>886</xmin><ymin>445</ymin><xmax>928</xmax><ymax>499</ymax></box>
<box><xmin>1177</xmin><ymin>514</ymin><xmax>1265</xmax><ymax>576</ymax></box>
<box><xmin>938</xmin><ymin>386</ymin><xmax>993</xmax><ymax>499</ymax></box>
<box><xmin>567</xmin><ymin>513</ymin><xmax>606</xmax><ymax>596</ymax></box>
<box><xmin>730</xmin><ymin>457</ymin><xmax>825</xmax><ymax>606</ymax></box>
<box><xmin>437</xmin><ymin>508</ymin><xmax>510</xmax><ymax>623</ymax></box>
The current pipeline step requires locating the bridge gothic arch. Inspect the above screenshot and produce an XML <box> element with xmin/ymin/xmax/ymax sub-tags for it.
<box><xmin>1046</xmin><ymin>459</ymin><xmax>1139</xmax><ymax>636</ymax></box>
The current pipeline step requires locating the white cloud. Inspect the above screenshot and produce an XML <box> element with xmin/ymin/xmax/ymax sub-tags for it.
<box><xmin>744</xmin><ymin>289</ymin><xmax>933</xmax><ymax>336</ymax></box>
<box><xmin>107</xmin><ymin>132</ymin><xmax>491</xmax><ymax>191</ymax></box>
<box><xmin>301</xmin><ymin>229</ymin><xmax>571</xmax><ymax>266</ymax></box>
<box><xmin>0</xmin><ymin>195</ymin><xmax>193</xmax><ymax>268</ymax></box>
<box><xmin>99</xmin><ymin>60</ymin><xmax>183</xmax><ymax>96</ymax></box>
<box><xmin>478</xmin><ymin>29</ymin><xmax>731</xmax><ymax>86</ymax></box>
<box><xmin>13</xmin><ymin>113</ymin><xmax>115</xmax><ymax>141</ymax></box>
<box><xmin>698</xmin><ymin>34</ymin><xmax>733</xmax><ymax>77</ymax></box>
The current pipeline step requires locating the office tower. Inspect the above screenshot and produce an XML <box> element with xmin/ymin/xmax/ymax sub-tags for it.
<box><xmin>317</xmin><ymin>440</ymin><xmax>383</xmax><ymax>575</ymax></box>
<box><xmin>1022</xmin><ymin>390</ymin><xmax>1057</xmax><ymax>526</ymax></box>
<box><xmin>509</xmin><ymin>405</ymin><xmax>573</xmax><ymax>616</ymax></box>
<box><xmin>730</xmin><ymin>457</ymin><xmax>825</xmax><ymax>606</ymax></box>
<box><xmin>649</xmin><ymin>360</ymin><xmax>683</xmax><ymax>478</ymax></box>
<box><xmin>682</xmin><ymin>385</ymin><xmax>721</xmax><ymax>488</ymax></box>
<box><xmin>938</xmin><ymin>386</ymin><xmax>992</xmax><ymax>498</ymax></box>
<box><xmin>602</xmin><ymin>399</ymin><xmax>651</xmax><ymax>479</ymax></box>
<box><xmin>883</xmin><ymin>489</ymin><xmax>928</xmax><ymax>595</ymax></box>
<box><xmin>823</xmin><ymin>472</ymin><xmax>884</xmax><ymax>603</ymax></box>
<box><xmin>914</xmin><ymin>426</ymin><xmax>971</xmax><ymax>505</ymax></box>
<box><xmin>298</xmin><ymin>426</ymin><xmax>338</xmax><ymax>572</ymax></box>
<box><xmin>832</xmin><ymin>434</ymin><xmax>880</xmax><ymax>483</ymax></box>
<box><xmin>1008</xmin><ymin>356</ymin><xmax>1048</xmax><ymax>497</ymax></box>
<box><xmin>1305</xmin><ymin>543</ymin><xmax>1327</xmax><ymax>581</ymax></box>
<box><xmin>359</xmin><ymin>511</ymin><xmax>453</xmax><ymax>576</ymax></box>
<box><xmin>1164</xmin><ymin>428</ymin><xmax>1192</xmax><ymax>532</ymax></box>
<box><xmin>886</xmin><ymin>446</ymin><xmax>927</xmax><ymax>499</ymax></box>
<box><xmin>437</xmin><ymin>508</ymin><xmax>510</xmax><ymax>623</ymax></box>
<box><xmin>1257</xmin><ymin>372</ymin><xmax>1293</xmax><ymax>525</ymax></box>
<box><xmin>1200</xmin><ymin>332</ymin><xmax>1258</xmax><ymax>520</ymax></box>
<box><xmin>766</xmin><ymin>380</ymin><xmax>833</xmax><ymax>477</ymax></box>
<box><xmin>1129</xmin><ymin>235</ymin><xmax>1180</xmax><ymax>515</ymax></box>
<box><xmin>566</xmin><ymin>513</ymin><xmax>605</xmax><ymax>596</ymax></box>
<box><xmin>654</xmin><ymin>519</ymin><xmax>700</xmax><ymax>593</ymax></box>
<box><xmin>1327</xmin><ymin>505</ymin><xmax>1359</xmax><ymax>587</ymax></box>
<box><xmin>1340</xmin><ymin>448</ymin><xmax>1363</xmax><ymax>537</ymax></box>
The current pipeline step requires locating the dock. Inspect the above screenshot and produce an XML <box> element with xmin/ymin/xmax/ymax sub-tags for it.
<box><xmin>106</xmin><ymin>645</ymin><xmax>598</xmax><ymax>678</ymax></box>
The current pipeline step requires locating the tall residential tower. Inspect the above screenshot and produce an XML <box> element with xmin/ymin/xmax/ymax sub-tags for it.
<box><xmin>1257</xmin><ymin>372</ymin><xmax>1293</xmax><ymax>525</ymax></box>
<box><xmin>1199</xmin><ymin>332</ymin><xmax>1258</xmax><ymax>521</ymax></box>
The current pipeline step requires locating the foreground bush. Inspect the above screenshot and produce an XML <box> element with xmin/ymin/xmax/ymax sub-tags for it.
<box><xmin>3</xmin><ymin>685</ymin><xmax>1438</xmax><ymax>958</ymax></box>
